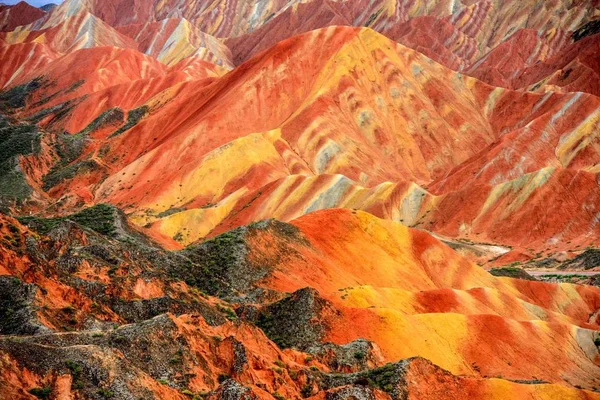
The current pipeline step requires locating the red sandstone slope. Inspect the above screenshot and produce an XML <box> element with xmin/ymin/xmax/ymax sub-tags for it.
<box><xmin>0</xmin><ymin>1</ymin><xmax>45</xmax><ymax>32</ymax></box>
<box><xmin>1</xmin><ymin>2</ymin><xmax>600</xmax><ymax>398</ymax></box>
<box><xmin>261</xmin><ymin>209</ymin><xmax>600</xmax><ymax>387</ymax></box>
<box><xmin>3</xmin><ymin>26</ymin><xmax>600</xmax><ymax>254</ymax></box>
<box><xmin>116</xmin><ymin>18</ymin><xmax>234</xmax><ymax>67</ymax></box>
<box><xmin>224</xmin><ymin>0</ymin><xmax>598</xmax><ymax>68</ymax></box>
<box><xmin>31</xmin><ymin>0</ymin><xmax>308</xmax><ymax>36</ymax></box>
<box><xmin>0</xmin><ymin>11</ymin><xmax>139</xmax><ymax>54</ymax></box>
<box><xmin>223</xmin><ymin>0</ymin><xmax>600</xmax><ymax>101</ymax></box>
<box><xmin>1</xmin><ymin>210</ymin><xmax>599</xmax><ymax>398</ymax></box>
<box><xmin>0</xmin><ymin>210</ymin><xmax>600</xmax><ymax>400</ymax></box>
<box><xmin>0</xmin><ymin>41</ymin><xmax>59</xmax><ymax>88</ymax></box>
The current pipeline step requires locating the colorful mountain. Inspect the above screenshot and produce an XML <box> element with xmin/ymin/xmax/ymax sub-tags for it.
<box><xmin>1</xmin><ymin>0</ymin><xmax>600</xmax><ymax>399</ymax></box>
<box><xmin>0</xmin><ymin>1</ymin><xmax>45</xmax><ymax>32</ymax></box>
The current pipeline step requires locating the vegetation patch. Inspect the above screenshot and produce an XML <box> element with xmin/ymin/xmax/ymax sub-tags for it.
<box><xmin>321</xmin><ymin>361</ymin><xmax>410</xmax><ymax>399</ymax></box>
<box><xmin>572</xmin><ymin>19</ymin><xmax>600</xmax><ymax>41</ymax></box>
<box><xmin>42</xmin><ymin>159</ymin><xmax>98</xmax><ymax>190</ymax></box>
<box><xmin>256</xmin><ymin>288</ymin><xmax>327</xmax><ymax>350</ymax></box>
<box><xmin>178</xmin><ymin>228</ymin><xmax>252</xmax><ymax>297</ymax></box>
<box><xmin>0</xmin><ymin>115</ymin><xmax>42</xmax><ymax>164</ymax></box>
<box><xmin>28</xmin><ymin>387</ymin><xmax>51</xmax><ymax>399</ymax></box>
<box><xmin>157</xmin><ymin>207</ymin><xmax>187</xmax><ymax>218</ymax></box>
<box><xmin>489</xmin><ymin>267</ymin><xmax>536</xmax><ymax>281</ymax></box>
<box><xmin>66</xmin><ymin>360</ymin><xmax>84</xmax><ymax>389</ymax></box>
<box><xmin>29</xmin><ymin>79</ymin><xmax>84</xmax><ymax>110</ymax></box>
<box><xmin>0</xmin><ymin>115</ymin><xmax>41</xmax><ymax>205</ymax></box>
<box><xmin>559</xmin><ymin>248</ymin><xmax>600</xmax><ymax>270</ymax></box>
<box><xmin>77</xmin><ymin>108</ymin><xmax>125</xmax><ymax>137</ymax></box>
<box><xmin>0</xmin><ymin>158</ymin><xmax>34</xmax><ymax>206</ymax></box>
<box><xmin>27</xmin><ymin>100</ymin><xmax>73</xmax><ymax>124</ymax></box>
<box><xmin>17</xmin><ymin>204</ymin><xmax>117</xmax><ymax>236</ymax></box>
<box><xmin>41</xmin><ymin>108</ymin><xmax>125</xmax><ymax>191</ymax></box>
<box><xmin>0</xmin><ymin>77</ymin><xmax>43</xmax><ymax>110</ymax></box>
<box><xmin>0</xmin><ymin>276</ymin><xmax>48</xmax><ymax>335</ymax></box>
<box><xmin>108</xmin><ymin>105</ymin><xmax>149</xmax><ymax>138</ymax></box>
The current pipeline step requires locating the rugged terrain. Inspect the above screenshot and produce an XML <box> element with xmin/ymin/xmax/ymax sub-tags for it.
<box><xmin>1</xmin><ymin>0</ymin><xmax>600</xmax><ymax>399</ymax></box>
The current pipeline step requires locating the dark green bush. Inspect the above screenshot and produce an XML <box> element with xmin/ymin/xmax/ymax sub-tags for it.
<box><xmin>28</xmin><ymin>387</ymin><xmax>51</xmax><ymax>399</ymax></box>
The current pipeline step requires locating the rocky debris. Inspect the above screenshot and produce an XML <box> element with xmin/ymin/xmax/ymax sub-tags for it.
<box><xmin>0</xmin><ymin>276</ymin><xmax>51</xmax><ymax>335</ymax></box>
<box><xmin>256</xmin><ymin>288</ymin><xmax>336</xmax><ymax>350</ymax></box>
<box><xmin>307</xmin><ymin>339</ymin><xmax>383</xmax><ymax>373</ymax></box>
<box><xmin>0</xmin><ymin>313</ymin><xmax>222</xmax><ymax>395</ymax></box>
<box><xmin>110</xmin><ymin>296</ymin><xmax>225</xmax><ymax>325</ymax></box>
<box><xmin>103</xmin><ymin>314</ymin><xmax>195</xmax><ymax>387</ymax></box>
<box><xmin>324</xmin><ymin>385</ymin><xmax>377</xmax><ymax>400</ymax></box>
<box><xmin>1</xmin><ymin>211</ymin><xmax>228</xmax><ymax>331</ymax></box>
<box><xmin>227</xmin><ymin>337</ymin><xmax>248</xmax><ymax>374</ymax></box>
<box><xmin>320</xmin><ymin>360</ymin><xmax>411</xmax><ymax>400</ymax></box>
<box><xmin>208</xmin><ymin>379</ymin><xmax>257</xmax><ymax>400</ymax></box>
<box><xmin>0</xmin><ymin>332</ymin><xmax>173</xmax><ymax>399</ymax></box>
<box><xmin>0</xmin><ymin>114</ymin><xmax>41</xmax><ymax>207</ymax></box>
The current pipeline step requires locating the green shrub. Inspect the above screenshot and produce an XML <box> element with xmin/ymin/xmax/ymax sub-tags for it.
<box><xmin>97</xmin><ymin>388</ymin><xmax>114</xmax><ymax>398</ymax></box>
<box><xmin>66</xmin><ymin>360</ymin><xmax>84</xmax><ymax>389</ymax></box>
<box><xmin>109</xmin><ymin>105</ymin><xmax>149</xmax><ymax>138</ymax></box>
<box><xmin>300</xmin><ymin>384</ymin><xmax>312</xmax><ymax>398</ymax></box>
<box><xmin>272</xmin><ymin>392</ymin><xmax>286</xmax><ymax>400</ymax></box>
<box><xmin>28</xmin><ymin>387</ymin><xmax>51</xmax><ymax>399</ymax></box>
<box><xmin>216</xmin><ymin>304</ymin><xmax>238</xmax><ymax>321</ymax></box>
<box><xmin>17</xmin><ymin>204</ymin><xmax>116</xmax><ymax>236</ymax></box>
<box><xmin>0</xmin><ymin>78</ymin><xmax>42</xmax><ymax>109</ymax></box>
<box><xmin>42</xmin><ymin>159</ymin><xmax>98</xmax><ymax>191</ymax></box>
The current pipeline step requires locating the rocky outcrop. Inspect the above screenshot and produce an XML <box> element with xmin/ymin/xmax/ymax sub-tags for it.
<box><xmin>559</xmin><ymin>249</ymin><xmax>600</xmax><ymax>271</ymax></box>
<box><xmin>0</xmin><ymin>276</ymin><xmax>51</xmax><ymax>335</ymax></box>
<box><xmin>256</xmin><ymin>288</ymin><xmax>334</xmax><ymax>350</ymax></box>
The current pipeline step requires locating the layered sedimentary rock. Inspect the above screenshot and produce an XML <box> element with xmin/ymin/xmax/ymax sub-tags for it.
<box><xmin>1</xmin><ymin>1</ymin><xmax>600</xmax><ymax>398</ymax></box>
<box><xmin>116</xmin><ymin>18</ymin><xmax>234</xmax><ymax>67</ymax></box>
<box><xmin>1</xmin><ymin>208</ymin><xmax>599</xmax><ymax>398</ymax></box>
<box><xmin>2</xmin><ymin>26</ymin><xmax>600</xmax><ymax>255</ymax></box>
<box><xmin>0</xmin><ymin>1</ymin><xmax>45</xmax><ymax>32</ymax></box>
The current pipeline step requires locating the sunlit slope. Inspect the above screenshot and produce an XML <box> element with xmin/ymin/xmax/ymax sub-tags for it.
<box><xmin>85</xmin><ymin>27</ymin><xmax>600</xmax><ymax>248</ymax></box>
<box><xmin>0</xmin><ymin>1</ymin><xmax>45</xmax><ymax>32</ymax></box>
<box><xmin>5</xmin><ymin>27</ymin><xmax>600</xmax><ymax>252</ymax></box>
<box><xmin>32</xmin><ymin>0</ymin><xmax>308</xmax><ymax>37</ymax></box>
<box><xmin>92</xmin><ymin>27</ymin><xmax>501</xmax><ymax>219</ymax></box>
<box><xmin>0</xmin><ymin>41</ymin><xmax>59</xmax><ymax>88</ymax></box>
<box><xmin>116</xmin><ymin>18</ymin><xmax>234</xmax><ymax>67</ymax></box>
<box><xmin>0</xmin><ymin>11</ymin><xmax>138</xmax><ymax>53</ymax></box>
<box><xmin>242</xmin><ymin>209</ymin><xmax>600</xmax><ymax>388</ymax></box>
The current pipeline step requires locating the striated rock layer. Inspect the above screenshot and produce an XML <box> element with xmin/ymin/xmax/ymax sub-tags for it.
<box><xmin>0</xmin><ymin>208</ymin><xmax>599</xmax><ymax>398</ymax></box>
<box><xmin>3</xmin><ymin>26</ymin><xmax>598</xmax><ymax>255</ymax></box>
<box><xmin>1</xmin><ymin>1</ymin><xmax>600</xmax><ymax>398</ymax></box>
